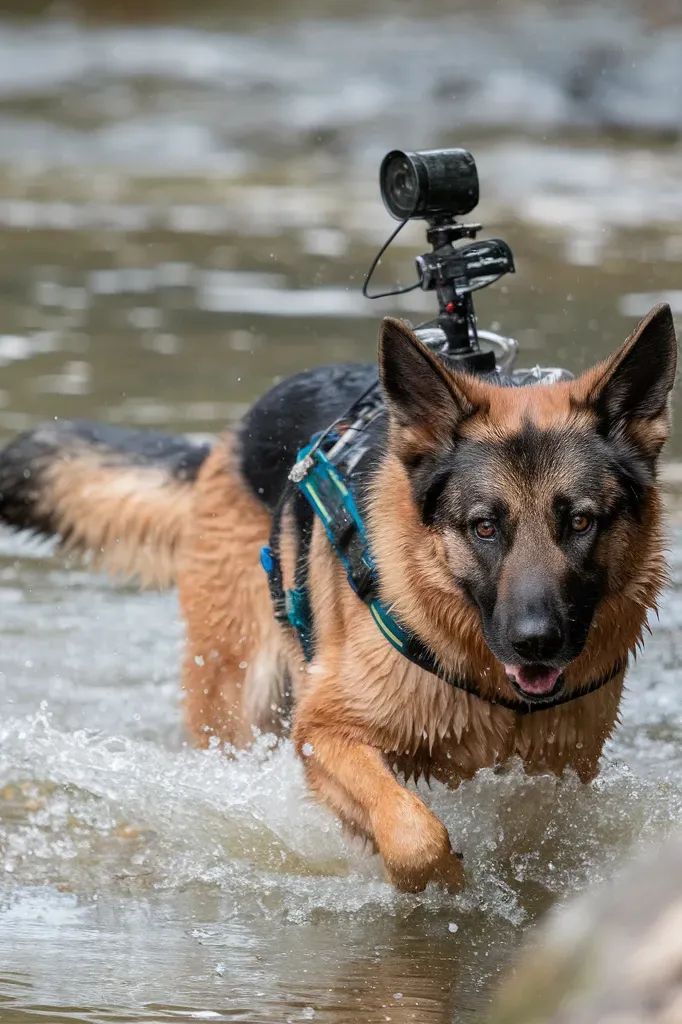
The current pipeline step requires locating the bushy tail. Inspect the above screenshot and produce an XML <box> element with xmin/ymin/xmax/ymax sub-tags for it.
<box><xmin>0</xmin><ymin>421</ymin><xmax>213</xmax><ymax>587</ymax></box>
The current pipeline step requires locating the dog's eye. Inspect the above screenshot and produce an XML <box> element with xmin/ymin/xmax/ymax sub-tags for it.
<box><xmin>473</xmin><ymin>519</ymin><xmax>496</xmax><ymax>539</ymax></box>
<box><xmin>571</xmin><ymin>513</ymin><xmax>593</xmax><ymax>534</ymax></box>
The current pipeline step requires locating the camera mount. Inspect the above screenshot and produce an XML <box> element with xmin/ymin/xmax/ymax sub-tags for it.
<box><xmin>364</xmin><ymin>148</ymin><xmax>515</xmax><ymax>374</ymax></box>
<box><xmin>416</xmin><ymin>219</ymin><xmax>515</xmax><ymax>372</ymax></box>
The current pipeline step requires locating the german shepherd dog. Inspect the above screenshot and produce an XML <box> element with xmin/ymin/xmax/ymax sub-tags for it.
<box><xmin>0</xmin><ymin>304</ymin><xmax>676</xmax><ymax>892</ymax></box>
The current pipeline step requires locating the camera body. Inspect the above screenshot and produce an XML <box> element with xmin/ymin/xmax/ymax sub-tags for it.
<box><xmin>380</xmin><ymin>149</ymin><xmax>479</xmax><ymax>221</ymax></box>
<box><xmin>365</xmin><ymin>146</ymin><xmax>573</xmax><ymax>383</ymax></box>
<box><xmin>371</xmin><ymin>148</ymin><xmax>514</xmax><ymax>372</ymax></box>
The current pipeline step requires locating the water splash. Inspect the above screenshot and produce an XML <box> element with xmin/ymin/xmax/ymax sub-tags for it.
<box><xmin>2</xmin><ymin>706</ymin><xmax>681</xmax><ymax>930</ymax></box>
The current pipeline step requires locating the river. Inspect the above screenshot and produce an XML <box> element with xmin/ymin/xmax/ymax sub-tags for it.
<box><xmin>2</xmin><ymin>2</ymin><xmax>682</xmax><ymax>1021</ymax></box>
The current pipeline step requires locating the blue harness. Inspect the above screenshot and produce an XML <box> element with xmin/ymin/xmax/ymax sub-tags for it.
<box><xmin>260</xmin><ymin>386</ymin><xmax>625</xmax><ymax>714</ymax></box>
<box><xmin>262</xmin><ymin>438</ymin><xmax>412</xmax><ymax>659</ymax></box>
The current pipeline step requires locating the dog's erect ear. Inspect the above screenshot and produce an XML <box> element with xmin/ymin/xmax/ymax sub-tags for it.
<box><xmin>378</xmin><ymin>317</ymin><xmax>479</xmax><ymax>448</ymax></box>
<box><xmin>579</xmin><ymin>303</ymin><xmax>677</xmax><ymax>457</ymax></box>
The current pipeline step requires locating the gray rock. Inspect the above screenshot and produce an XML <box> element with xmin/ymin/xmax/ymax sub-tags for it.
<box><xmin>490</xmin><ymin>833</ymin><xmax>682</xmax><ymax>1024</ymax></box>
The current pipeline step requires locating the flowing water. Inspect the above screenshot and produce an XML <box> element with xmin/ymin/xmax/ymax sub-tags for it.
<box><xmin>2</xmin><ymin>2</ymin><xmax>682</xmax><ymax>1021</ymax></box>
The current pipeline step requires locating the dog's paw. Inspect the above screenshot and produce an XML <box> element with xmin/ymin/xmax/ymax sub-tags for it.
<box><xmin>374</xmin><ymin>791</ymin><xmax>465</xmax><ymax>893</ymax></box>
<box><xmin>431</xmin><ymin>849</ymin><xmax>466</xmax><ymax>894</ymax></box>
<box><xmin>383</xmin><ymin>843</ymin><xmax>466</xmax><ymax>894</ymax></box>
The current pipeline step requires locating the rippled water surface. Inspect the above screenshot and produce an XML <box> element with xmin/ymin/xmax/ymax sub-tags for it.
<box><xmin>2</xmin><ymin>2</ymin><xmax>682</xmax><ymax>1021</ymax></box>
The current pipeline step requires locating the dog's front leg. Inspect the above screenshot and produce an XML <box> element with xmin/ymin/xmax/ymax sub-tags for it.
<box><xmin>294</xmin><ymin>717</ymin><xmax>465</xmax><ymax>892</ymax></box>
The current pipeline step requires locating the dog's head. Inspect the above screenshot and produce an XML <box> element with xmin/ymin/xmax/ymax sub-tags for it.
<box><xmin>376</xmin><ymin>304</ymin><xmax>677</xmax><ymax>703</ymax></box>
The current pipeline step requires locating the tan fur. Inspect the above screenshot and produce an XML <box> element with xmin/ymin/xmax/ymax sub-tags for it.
<box><xmin>43</xmin><ymin>453</ymin><xmax>194</xmax><ymax>587</ymax></box>
<box><xmin>177</xmin><ymin>438</ymin><xmax>289</xmax><ymax>747</ymax></box>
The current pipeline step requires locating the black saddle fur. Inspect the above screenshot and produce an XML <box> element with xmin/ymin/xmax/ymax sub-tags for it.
<box><xmin>238</xmin><ymin>362</ymin><xmax>381</xmax><ymax>511</ymax></box>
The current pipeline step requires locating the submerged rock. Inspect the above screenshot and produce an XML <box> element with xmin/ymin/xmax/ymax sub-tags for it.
<box><xmin>490</xmin><ymin>833</ymin><xmax>682</xmax><ymax>1024</ymax></box>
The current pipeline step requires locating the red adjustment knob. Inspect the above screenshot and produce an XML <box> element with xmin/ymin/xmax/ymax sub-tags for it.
<box><xmin>445</xmin><ymin>301</ymin><xmax>455</xmax><ymax>313</ymax></box>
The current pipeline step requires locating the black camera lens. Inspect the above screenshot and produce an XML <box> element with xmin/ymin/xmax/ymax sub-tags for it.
<box><xmin>379</xmin><ymin>153</ymin><xmax>423</xmax><ymax>219</ymax></box>
<box><xmin>379</xmin><ymin>148</ymin><xmax>479</xmax><ymax>221</ymax></box>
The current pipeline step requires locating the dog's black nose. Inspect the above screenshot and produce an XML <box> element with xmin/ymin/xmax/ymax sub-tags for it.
<box><xmin>509</xmin><ymin>617</ymin><xmax>563</xmax><ymax>662</ymax></box>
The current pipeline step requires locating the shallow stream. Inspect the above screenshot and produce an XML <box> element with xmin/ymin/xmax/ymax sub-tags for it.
<box><xmin>2</xmin><ymin>3</ymin><xmax>682</xmax><ymax>1021</ymax></box>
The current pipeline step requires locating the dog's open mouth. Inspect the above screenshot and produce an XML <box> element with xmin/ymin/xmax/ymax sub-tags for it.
<box><xmin>504</xmin><ymin>664</ymin><xmax>564</xmax><ymax>701</ymax></box>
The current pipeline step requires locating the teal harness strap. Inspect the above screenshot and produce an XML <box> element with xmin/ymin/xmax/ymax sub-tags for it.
<box><xmin>290</xmin><ymin>442</ymin><xmax>412</xmax><ymax>655</ymax></box>
<box><xmin>261</xmin><ymin>427</ymin><xmax>626</xmax><ymax>715</ymax></box>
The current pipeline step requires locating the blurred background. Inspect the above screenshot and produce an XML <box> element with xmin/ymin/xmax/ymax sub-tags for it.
<box><xmin>3</xmin><ymin>3</ymin><xmax>682</xmax><ymax>1023</ymax></box>
<box><xmin>0</xmin><ymin>0</ymin><xmax>682</xmax><ymax>450</ymax></box>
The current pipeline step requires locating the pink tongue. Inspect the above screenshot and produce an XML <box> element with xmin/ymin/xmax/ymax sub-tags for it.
<box><xmin>504</xmin><ymin>664</ymin><xmax>562</xmax><ymax>695</ymax></box>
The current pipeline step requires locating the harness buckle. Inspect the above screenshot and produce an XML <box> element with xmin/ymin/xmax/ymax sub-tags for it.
<box><xmin>289</xmin><ymin>454</ymin><xmax>314</xmax><ymax>483</ymax></box>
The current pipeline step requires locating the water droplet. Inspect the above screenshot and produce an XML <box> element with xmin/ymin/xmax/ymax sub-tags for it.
<box><xmin>448</xmin><ymin>922</ymin><xmax>458</xmax><ymax>933</ymax></box>
<box><xmin>194</xmin><ymin>654</ymin><xmax>205</xmax><ymax>666</ymax></box>
<box><xmin>302</xmin><ymin>742</ymin><xmax>314</xmax><ymax>757</ymax></box>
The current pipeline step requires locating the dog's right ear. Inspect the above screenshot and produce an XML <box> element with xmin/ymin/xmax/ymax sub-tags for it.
<box><xmin>378</xmin><ymin>318</ymin><xmax>480</xmax><ymax>449</ymax></box>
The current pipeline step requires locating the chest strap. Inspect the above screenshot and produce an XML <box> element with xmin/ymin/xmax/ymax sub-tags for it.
<box><xmin>262</xmin><ymin>439</ymin><xmax>625</xmax><ymax>715</ymax></box>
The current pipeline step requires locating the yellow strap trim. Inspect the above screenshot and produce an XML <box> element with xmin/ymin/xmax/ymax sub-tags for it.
<box><xmin>370</xmin><ymin>603</ymin><xmax>404</xmax><ymax>649</ymax></box>
<box><xmin>303</xmin><ymin>482</ymin><xmax>332</xmax><ymax>523</ymax></box>
<box><xmin>329</xmin><ymin>468</ymin><xmax>349</xmax><ymax>497</ymax></box>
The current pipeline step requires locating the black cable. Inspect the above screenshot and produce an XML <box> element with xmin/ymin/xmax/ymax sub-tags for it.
<box><xmin>362</xmin><ymin>218</ymin><xmax>422</xmax><ymax>300</ymax></box>
<box><xmin>412</xmin><ymin>316</ymin><xmax>437</xmax><ymax>332</ymax></box>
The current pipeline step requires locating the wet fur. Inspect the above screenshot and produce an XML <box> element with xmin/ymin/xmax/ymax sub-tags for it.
<box><xmin>0</xmin><ymin>421</ymin><xmax>211</xmax><ymax>586</ymax></box>
<box><xmin>0</xmin><ymin>306</ymin><xmax>676</xmax><ymax>892</ymax></box>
